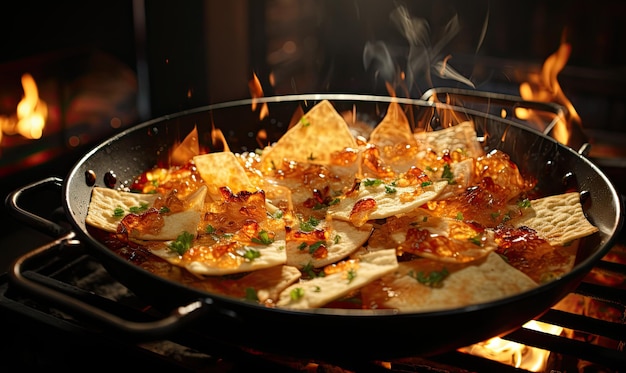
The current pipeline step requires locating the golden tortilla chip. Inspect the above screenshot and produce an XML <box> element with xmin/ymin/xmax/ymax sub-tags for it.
<box><xmin>328</xmin><ymin>179</ymin><xmax>448</xmax><ymax>226</ymax></box>
<box><xmin>361</xmin><ymin>252</ymin><xmax>537</xmax><ymax>312</ymax></box>
<box><xmin>508</xmin><ymin>192</ymin><xmax>599</xmax><ymax>246</ymax></box>
<box><xmin>276</xmin><ymin>249</ymin><xmax>398</xmax><ymax>309</ymax></box>
<box><xmin>86</xmin><ymin>186</ymin><xmax>207</xmax><ymax>241</ymax></box>
<box><xmin>86</xmin><ymin>187</ymin><xmax>159</xmax><ymax>233</ymax></box>
<box><xmin>286</xmin><ymin>220</ymin><xmax>373</xmax><ymax>269</ymax></box>
<box><xmin>414</xmin><ymin>121</ymin><xmax>484</xmax><ymax>158</ymax></box>
<box><xmin>367</xmin><ymin>208</ymin><xmax>498</xmax><ymax>263</ymax></box>
<box><xmin>260</xmin><ymin>100</ymin><xmax>358</xmax><ymax>170</ymax></box>
<box><xmin>149</xmin><ymin>235</ymin><xmax>287</xmax><ymax>276</ymax></box>
<box><xmin>193</xmin><ymin>152</ymin><xmax>257</xmax><ymax>201</ymax></box>
<box><xmin>188</xmin><ymin>265</ymin><xmax>301</xmax><ymax>303</ymax></box>
<box><xmin>369</xmin><ymin>101</ymin><xmax>417</xmax><ymax>148</ymax></box>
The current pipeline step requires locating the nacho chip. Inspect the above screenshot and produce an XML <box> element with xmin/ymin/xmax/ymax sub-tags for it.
<box><xmin>286</xmin><ymin>220</ymin><xmax>373</xmax><ymax>268</ymax></box>
<box><xmin>193</xmin><ymin>152</ymin><xmax>257</xmax><ymax>201</ymax></box>
<box><xmin>276</xmin><ymin>249</ymin><xmax>398</xmax><ymax>309</ymax></box>
<box><xmin>86</xmin><ymin>186</ymin><xmax>207</xmax><ymax>241</ymax></box>
<box><xmin>149</xmin><ymin>233</ymin><xmax>287</xmax><ymax>276</ymax></box>
<box><xmin>367</xmin><ymin>208</ymin><xmax>498</xmax><ymax>263</ymax></box>
<box><xmin>86</xmin><ymin>187</ymin><xmax>159</xmax><ymax>233</ymax></box>
<box><xmin>260</xmin><ymin>100</ymin><xmax>358</xmax><ymax>170</ymax></box>
<box><xmin>361</xmin><ymin>252</ymin><xmax>537</xmax><ymax>312</ymax></box>
<box><xmin>328</xmin><ymin>179</ymin><xmax>448</xmax><ymax>226</ymax></box>
<box><xmin>369</xmin><ymin>101</ymin><xmax>417</xmax><ymax>148</ymax></box>
<box><xmin>508</xmin><ymin>192</ymin><xmax>599</xmax><ymax>246</ymax></box>
<box><xmin>414</xmin><ymin>121</ymin><xmax>484</xmax><ymax>158</ymax></box>
<box><xmin>187</xmin><ymin>265</ymin><xmax>301</xmax><ymax>303</ymax></box>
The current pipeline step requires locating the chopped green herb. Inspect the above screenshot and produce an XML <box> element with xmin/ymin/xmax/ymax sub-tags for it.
<box><xmin>442</xmin><ymin>164</ymin><xmax>456</xmax><ymax>184</ymax></box>
<box><xmin>245</xmin><ymin>287</ymin><xmax>258</xmax><ymax>301</ymax></box>
<box><xmin>409</xmin><ymin>268</ymin><xmax>449</xmax><ymax>288</ymax></box>
<box><xmin>468</xmin><ymin>235</ymin><xmax>483</xmax><ymax>246</ymax></box>
<box><xmin>242</xmin><ymin>248</ymin><xmax>261</xmax><ymax>261</ymax></box>
<box><xmin>205</xmin><ymin>224</ymin><xmax>216</xmax><ymax>234</ymax></box>
<box><xmin>363</xmin><ymin>178</ymin><xmax>383</xmax><ymax>187</ymax></box>
<box><xmin>421</xmin><ymin>181</ymin><xmax>433</xmax><ymax>187</ymax></box>
<box><xmin>518</xmin><ymin>198</ymin><xmax>531</xmax><ymax>208</ymax></box>
<box><xmin>346</xmin><ymin>269</ymin><xmax>357</xmax><ymax>283</ymax></box>
<box><xmin>159</xmin><ymin>206</ymin><xmax>170</xmax><ymax>214</ymax></box>
<box><xmin>455</xmin><ymin>212</ymin><xmax>464</xmax><ymax>220</ymax></box>
<box><xmin>290</xmin><ymin>287</ymin><xmax>305</xmax><ymax>300</ymax></box>
<box><xmin>300</xmin><ymin>117</ymin><xmax>311</xmax><ymax>127</ymax></box>
<box><xmin>490</xmin><ymin>212</ymin><xmax>500</xmax><ymax>220</ymax></box>
<box><xmin>313</xmin><ymin>286</ymin><xmax>321</xmax><ymax>292</ymax></box>
<box><xmin>272</xmin><ymin>210</ymin><xmax>284</xmax><ymax>219</ymax></box>
<box><xmin>251</xmin><ymin>230</ymin><xmax>274</xmax><ymax>245</ymax></box>
<box><xmin>384</xmin><ymin>185</ymin><xmax>397</xmax><ymax>194</ymax></box>
<box><xmin>302</xmin><ymin>262</ymin><xmax>316</xmax><ymax>278</ymax></box>
<box><xmin>299</xmin><ymin>216</ymin><xmax>321</xmax><ymax>232</ymax></box>
<box><xmin>129</xmin><ymin>202</ymin><xmax>150</xmax><ymax>214</ymax></box>
<box><xmin>113</xmin><ymin>206</ymin><xmax>125</xmax><ymax>218</ymax></box>
<box><xmin>333</xmin><ymin>235</ymin><xmax>341</xmax><ymax>244</ymax></box>
<box><xmin>297</xmin><ymin>242</ymin><xmax>308</xmax><ymax>251</ymax></box>
<box><xmin>308</xmin><ymin>240</ymin><xmax>326</xmax><ymax>254</ymax></box>
<box><xmin>168</xmin><ymin>231</ymin><xmax>195</xmax><ymax>255</ymax></box>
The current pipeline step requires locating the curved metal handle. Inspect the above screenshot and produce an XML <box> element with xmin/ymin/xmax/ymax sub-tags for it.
<box><xmin>4</xmin><ymin>177</ymin><xmax>68</xmax><ymax>237</ymax></box>
<box><xmin>9</xmin><ymin>234</ymin><xmax>215</xmax><ymax>338</ymax></box>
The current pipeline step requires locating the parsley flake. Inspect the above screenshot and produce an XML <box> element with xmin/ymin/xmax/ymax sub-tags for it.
<box><xmin>409</xmin><ymin>268</ymin><xmax>449</xmax><ymax>288</ymax></box>
<box><xmin>112</xmin><ymin>206</ymin><xmax>125</xmax><ymax>218</ymax></box>
<box><xmin>363</xmin><ymin>179</ymin><xmax>383</xmax><ymax>187</ymax></box>
<box><xmin>251</xmin><ymin>230</ymin><xmax>274</xmax><ymax>245</ymax></box>
<box><xmin>168</xmin><ymin>231</ymin><xmax>195</xmax><ymax>255</ymax></box>
<box><xmin>290</xmin><ymin>287</ymin><xmax>305</xmax><ymax>300</ymax></box>
<box><xmin>242</xmin><ymin>248</ymin><xmax>261</xmax><ymax>261</ymax></box>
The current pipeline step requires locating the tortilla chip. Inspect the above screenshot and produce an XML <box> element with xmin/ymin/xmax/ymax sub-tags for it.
<box><xmin>86</xmin><ymin>187</ymin><xmax>159</xmax><ymax>233</ymax></box>
<box><xmin>193</xmin><ymin>152</ymin><xmax>257</xmax><ymax>201</ymax></box>
<box><xmin>414</xmin><ymin>121</ymin><xmax>484</xmax><ymax>158</ymax></box>
<box><xmin>361</xmin><ymin>252</ymin><xmax>537</xmax><ymax>312</ymax></box>
<box><xmin>86</xmin><ymin>186</ymin><xmax>207</xmax><ymax>241</ymax></box>
<box><xmin>260</xmin><ymin>100</ymin><xmax>358</xmax><ymax>170</ymax></box>
<box><xmin>367</xmin><ymin>208</ymin><xmax>498</xmax><ymax>263</ymax></box>
<box><xmin>286</xmin><ymin>220</ymin><xmax>373</xmax><ymax>268</ymax></box>
<box><xmin>369</xmin><ymin>101</ymin><xmax>416</xmax><ymax>148</ymax></box>
<box><xmin>188</xmin><ymin>265</ymin><xmax>301</xmax><ymax>303</ymax></box>
<box><xmin>149</xmin><ymin>236</ymin><xmax>287</xmax><ymax>276</ymax></box>
<box><xmin>276</xmin><ymin>249</ymin><xmax>399</xmax><ymax>309</ymax></box>
<box><xmin>328</xmin><ymin>179</ymin><xmax>448</xmax><ymax>226</ymax></box>
<box><xmin>508</xmin><ymin>192</ymin><xmax>599</xmax><ymax>246</ymax></box>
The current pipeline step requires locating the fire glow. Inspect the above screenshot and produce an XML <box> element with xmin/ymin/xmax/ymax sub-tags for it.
<box><xmin>0</xmin><ymin>73</ymin><xmax>48</xmax><ymax>147</ymax></box>
<box><xmin>518</xmin><ymin>40</ymin><xmax>581</xmax><ymax>146</ymax></box>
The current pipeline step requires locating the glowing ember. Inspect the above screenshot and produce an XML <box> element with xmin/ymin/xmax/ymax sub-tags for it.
<box><xmin>0</xmin><ymin>73</ymin><xmax>48</xmax><ymax>146</ymax></box>
<box><xmin>519</xmin><ymin>39</ymin><xmax>582</xmax><ymax>145</ymax></box>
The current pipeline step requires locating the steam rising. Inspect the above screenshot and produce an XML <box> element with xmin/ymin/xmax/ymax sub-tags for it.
<box><xmin>363</xmin><ymin>5</ymin><xmax>477</xmax><ymax>95</ymax></box>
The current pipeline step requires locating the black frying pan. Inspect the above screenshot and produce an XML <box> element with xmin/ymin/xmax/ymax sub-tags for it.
<box><xmin>6</xmin><ymin>94</ymin><xmax>623</xmax><ymax>360</ymax></box>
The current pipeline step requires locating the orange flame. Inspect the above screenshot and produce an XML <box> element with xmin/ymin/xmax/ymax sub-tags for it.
<box><xmin>461</xmin><ymin>320</ymin><xmax>562</xmax><ymax>371</ymax></box>
<box><xmin>519</xmin><ymin>38</ymin><xmax>581</xmax><ymax>145</ymax></box>
<box><xmin>249</xmin><ymin>72</ymin><xmax>269</xmax><ymax>120</ymax></box>
<box><xmin>170</xmin><ymin>125</ymin><xmax>200</xmax><ymax>166</ymax></box>
<box><xmin>0</xmin><ymin>73</ymin><xmax>48</xmax><ymax>146</ymax></box>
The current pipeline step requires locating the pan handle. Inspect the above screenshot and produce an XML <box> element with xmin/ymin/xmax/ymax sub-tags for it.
<box><xmin>9</xmin><ymin>233</ymin><xmax>216</xmax><ymax>339</ymax></box>
<box><xmin>4</xmin><ymin>177</ymin><xmax>68</xmax><ymax>237</ymax></box>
